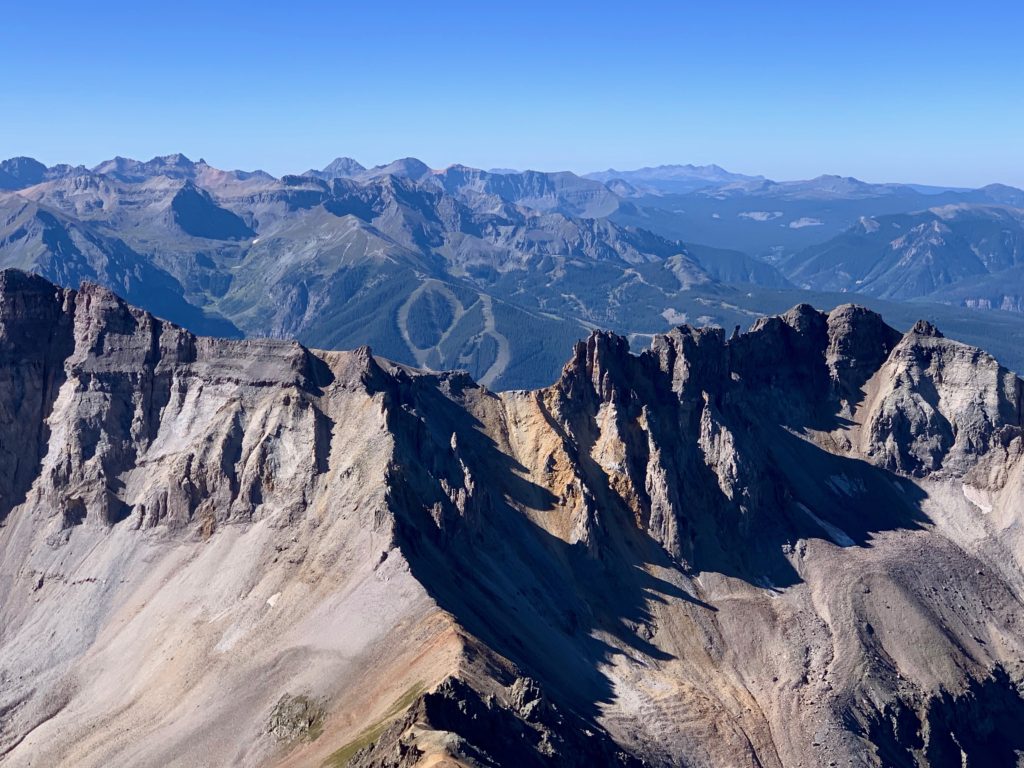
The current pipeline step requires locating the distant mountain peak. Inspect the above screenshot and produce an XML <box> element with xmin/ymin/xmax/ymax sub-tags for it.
<box><xmin>583</xmin><ymin>163</ymin><xmax>765</xmax><ymax>194</ymax></box>
<box><xmin>809</xmin><ymin>173</ymin><xmax>863</xmax><ymax>184</ymax></box>
<box><xmin>156</xmin><ymin>152</ymin><xmax>194</xmax><ymax>166</ymax></box>
<box><xmin>363</xmin><ymin>157</ymin><xmax>433</xmax><ymax>181</ymax></box>
<box><xmin>981</xmin><ymin>182</ymin><xmax>1021</xmax><ymax>193</ymax></box>
<box><xmin>0</xmin><ymin>156</ymin><xmax>46</xmax><ymax>172</ymax></box>
<box><xmin>0</xmin><ymin>156</ymin><xmax>48</xmax><ymax>190</ymax></box>
<box><xmin>323</xmin><ymin>157</ymin><xmax>365</xmax><ymax>177</ymax></box>
<box><xmin>976</xmin><ymin>183</ymin><xmax>1024</xmax><ymax>207</ymax></box>
<box><xmin>91</xmin><ymin>153</ymin><xmax>199</xmax><ymax>182</ymax></box>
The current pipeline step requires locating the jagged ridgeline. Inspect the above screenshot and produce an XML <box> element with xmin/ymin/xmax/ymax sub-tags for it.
<box><xmin>1</xmin><ymin>270</ymin><xmax>1024</xmax><ymax>767</ymax></box>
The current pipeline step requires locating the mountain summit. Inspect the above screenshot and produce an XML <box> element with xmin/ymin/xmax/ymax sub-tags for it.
<box><xmin>584</xmin><ymin>163</ymin><xmax>765</xmax><ymax>193</ymax></box>
<box><xmin>304</xmin><ymin>156</ymin><xmax>366</xmax><ymax>180</ymax></box>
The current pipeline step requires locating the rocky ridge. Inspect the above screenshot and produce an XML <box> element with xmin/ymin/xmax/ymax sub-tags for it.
<box><xmin>1</xmin><ymin>270</ymin><xmax>1023</xmax><ymax>766</ymax></box>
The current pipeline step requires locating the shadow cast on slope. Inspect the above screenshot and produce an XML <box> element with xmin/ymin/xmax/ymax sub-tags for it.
<box><xmin>373</xmin><ymin>369</ymin><xmax>712</xmax><ymax>730</ymax></box>
<box><xmin>658</xmin><ymin>312</ymin><xmax>930</xmax><ymax>588</ymax></box>
<box><xmin>675</xmin><ymin>415</ymin><xmax>932</xmax><ymax>590</ymax></box>
<box><xmin>0</xmin><ymin>272</ymin><xmax>75</xmax><ymax>523</ymax></box>
<box><xmin>684</xmin><ymin>415</ymin><xmax>933</xmax><ymax>589</ymax></box>
<box><xmin>369</xmin><ymin>343</ymin><xmax>939</xmax><ymax>737</ymax></box>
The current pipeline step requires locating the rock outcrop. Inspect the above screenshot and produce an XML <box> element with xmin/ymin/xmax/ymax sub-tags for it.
<box><xmin>1</xmin><ymin>270</ymin><xmax>1023</xmax><ymax>767</ymax></box>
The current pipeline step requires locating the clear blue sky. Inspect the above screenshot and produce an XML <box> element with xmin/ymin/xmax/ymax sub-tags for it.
<box><xmin>2</xmin><ymin>1</ymin><xmax>1022</xmax><ymax>186</ymax></box>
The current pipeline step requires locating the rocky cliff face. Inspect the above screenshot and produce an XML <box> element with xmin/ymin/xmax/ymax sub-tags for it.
<box><xmin>1</xmin><ymin>270</ymin><xmax>1023</xmax><ymax>767</ymax></box>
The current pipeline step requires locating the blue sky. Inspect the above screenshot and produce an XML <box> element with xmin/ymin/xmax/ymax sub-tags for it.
<box><xmin>2</xmin><ymin>1</ymin><xmax>1022</xmax><ymax>186</ymax></box>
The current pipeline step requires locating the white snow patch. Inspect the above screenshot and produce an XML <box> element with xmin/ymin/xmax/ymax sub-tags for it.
<box><xmin>661</xmin><ymin>308</ymin><xmax>688</xmax><ymax>325</ymax></box>
<box><xmin>961</xmin><ymin>483</ymin><xmax>993</xmax><ymax>514</ymax></box>
<box><xmin>739</xmin><ymin>210</ymin><xmax>783</xmax><ymax>222</ymax></box>
<box><xmin>788</xmin><ymin>217</ymin><xmax>824</xmax><ymax>229</ymax></box>
<box><xmin>796</xmin><ymin>502</ymin><xmax>855</xmax><ymax>547</ymax></box>
<box><xmin>826</xmin><ymin>474</ymin><xmax>867</xmax><ymax>497</ymax></box>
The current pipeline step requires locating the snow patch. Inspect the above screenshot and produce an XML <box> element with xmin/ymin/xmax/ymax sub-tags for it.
<box><xmin>961</xmin><ymin>483</ymin><xmax>993</xmax><ymax>514</ymax></box>
<box><xmin>796</xmin><ymin>502</ymin><xmax>855</xmax><ymax>547</ymax></box>
<box><xmin>661</xmin><ymin>308</ymin><xmax>688</xmax><ymax>325</ymax></box>
<box><xmin>826</xmin><ymin>474</ymin><xmax>867</xmax><ymax>497</ymax></box>
<box><xmin>788</xmin><ymin>217</ymin><xmax>823</xmax><ymax>229</ymax></box>
<box><xmin>755</xmin><ymin>576</ymin><xmax>783</xmax><ymax>596</ymax></box>
<box><xmin>739</xmin><ymin>210</ymin><xmax>783</xmax><ymax>222</ymax></box>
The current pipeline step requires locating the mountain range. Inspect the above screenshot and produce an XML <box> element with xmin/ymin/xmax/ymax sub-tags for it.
<box><xmin>784</xmin><ymin>205</ymin><xmax>1024</xmax><ymax>306</ymax></box>
<box><xmin>1</xmin><ymin>270</ymin><xmax>1023</xmax><ymax>766</ymax></box>
<box><xmin>2</xmin><ymin>153</ymin><xmax>1024</xmax><ymax>391</ymax></box>
<box><xmin>584</xmin><ymin>163</ymin><xmax>766</xmax><ymax>194</ymax></box>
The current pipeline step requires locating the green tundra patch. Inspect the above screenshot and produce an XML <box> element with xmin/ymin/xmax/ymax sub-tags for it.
<box><xmin>322</xmin><ymin>682</ymin><xmax>426</xmax><ymax>767</ymax></box>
